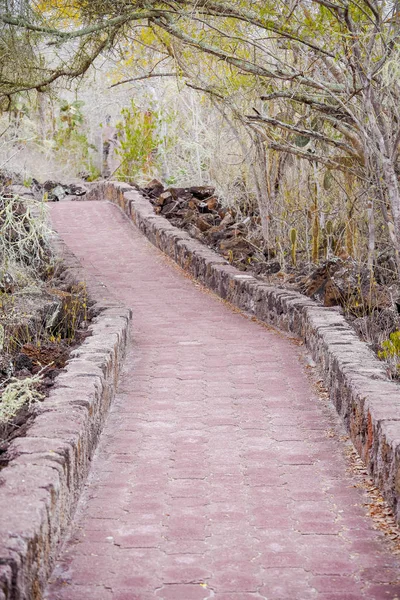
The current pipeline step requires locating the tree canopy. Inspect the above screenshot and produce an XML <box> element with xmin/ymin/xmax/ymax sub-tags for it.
<box><xmin>2</xmin><ymin>0</ymin><xmax>400</xmax><ymax>269</ymax></box>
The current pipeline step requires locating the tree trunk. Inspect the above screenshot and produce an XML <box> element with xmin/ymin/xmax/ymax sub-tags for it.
<box><xmin>367</xmin><ymin>198</ymin><xmax>375</xmax><ymax>271</ymax></box>
<box><xmin>37</xmin><ymin>91</ymin><xmax>48</xmax><ymax>141</ymax></box>
<box><xmin>363</xmin><ymin>95</ymin><xmax>400</xmax><ymax>276</ymax></box>
<box><xmin>380</xmin><ymin>157</ymin><xmax>400</xmax><ymax>274</ymax></box>
<box><xmin>253</xmin><ymin>134</ymin><xmax>271</xmax><ymax>247</ymax></box>
<box><xmin>210</xmin><ymin>102</ymin><xmax>272</xmax><ymax>249</ymax></box>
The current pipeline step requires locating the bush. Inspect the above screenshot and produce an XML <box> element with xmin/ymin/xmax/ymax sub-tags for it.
<box><xmin>378</xmin><ymin>331</ymin><xmax>400</xmax><ymax>376</ymax></box>
<box><xmin>0</xmin><ymin>192</ymin><xmax>54</xmax><ymax>280</ymax></box>
<box><xmin>115</xmin><ymin>100</ymin><xmax>160</xmax><ymax>182</ymax></box>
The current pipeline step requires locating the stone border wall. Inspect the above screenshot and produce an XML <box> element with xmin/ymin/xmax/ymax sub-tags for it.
<box><xmin>0</xmin><ymin>236</ymin><xmax>131</xmax><ymax>600</ymax></box>
<box><xmin>86</xmin><ymin>181</ymin><xmax>400</xmax><ymax>522</ymax></box>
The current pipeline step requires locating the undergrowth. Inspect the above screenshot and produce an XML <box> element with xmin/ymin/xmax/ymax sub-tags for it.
<box><xmin>0</xmin><ymin>192</ymin><xmax>54</xmax><ymax>281</ymax></box>
<box><xmin>0</xmin><ymin>372</ymin><xmax>44</xmax><ymax>424</ymax></box>
<box><xmin>0</xmin><ymin>189</ymin><xmax>89</xmax><ymax>430</ymax></box>
<box><xmin>378</xmin><ymin>331</ymin><xmax>400</xmax><ymax>377</ymax></box>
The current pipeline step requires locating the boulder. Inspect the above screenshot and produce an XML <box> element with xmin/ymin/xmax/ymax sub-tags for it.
<box><xmin>142</xmin><ymin>179</ymin><xmax>165</xmax><ymax>198</ymax></box>
<box><xmin>300</xmin><ymin>258</ymin><xmax>391</xmax><ymax>314</ymax></box>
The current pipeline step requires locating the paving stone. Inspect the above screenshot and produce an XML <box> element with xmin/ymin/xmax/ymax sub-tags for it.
<box><xmin>44</xmin><ymin>200</ymin><xmax>400</xmax><ymax>599</ymax></box>
<box><xmin>46</xmin><ymin>584</ymin><xmax>113</xmax><ymax>600</ymax></box>
<box><xmin>155</xmin><ymin>584</ymin><xmax>213</xmax><ymax>599</ymax></box>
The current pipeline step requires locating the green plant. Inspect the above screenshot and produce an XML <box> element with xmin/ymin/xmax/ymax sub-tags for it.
<box><xmin>378</xmin><ymin>331</ymin><xmax>400</xmax><ymax>375</ymax></box>
<box><xmin>115</xmin><ymin>100</ymin><xmax>160</xmax><ymax>182</ymax></box>
<box><xmin>85</xmin><ymin>160</ymin><xmax>101</xmax><ymax>182</ymax></box>
<box><xmin>53</xmin><ymin>99</ymin><xmax>97</xmax><ymax>178</ymax></box>
<box><xmin>58</xmin><ymin>100</ymin><xmax>84</xmax><ymax>133</ymax></box>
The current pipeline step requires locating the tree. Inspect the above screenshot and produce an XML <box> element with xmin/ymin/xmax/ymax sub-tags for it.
<box><xmin>2</xmin><ymin>0</ymin><xmax>400</xmax><ymax>269</ymax></box>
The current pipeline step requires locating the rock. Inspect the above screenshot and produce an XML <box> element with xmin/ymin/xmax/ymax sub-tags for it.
<box><xmin>300</xmin><ymin>258</ymin><xmax>391</xmax><ymax>314</ymax></box>
<box><xmin>43</xmin><ymin>300</ymin><xmax>63</xmax><ymax>330</ymax></box>
<box><xmin>142</xmin><ymin>179</ymin><xmax>165</xmax><ymax>198</ymax></box>
<box><xmin>253</xmin><ymin>260</ymin><xmax>281</xmax><ymax>276</ymax></box>
<box><xmin>42</xmin><ymin>180</ymin><xmax>58</xmax><ymax>191</ymax></box>
<box><xmin>49</xmin><ymin>185</ymin><xmax>66</xmax><ymax>201</ymax></box>
<box><xmin>156</xmin><ymin>191</ymin><xmax>173</xmax><ymax>206</ymax></box>
<box><xmin>219</xmin><ymin>236</ymin><xmax>250</xmax><ymax>253</ymax></box>
<box><xmin>186</xmin><ymin>224</ymin><xmax>204</xmax><ymax>241</ymax></box>
<box><xmin>188</xmin><ymin>198</ymin><xmax>200</xmax><ymax>210</ymax></box>
<box><xmin>181</xmin><ymin>209</ymin><xmax>197</xmax><ymax>225</ymax></box>
<box><xmin>68</xmin><ymin>183</ymin><xmax>87</xmax><ymax>196</ymax></box>
<box><xmin>198</xmin><ymin>201</ymin><xmax>211</xmax><ymax>214</ymax></box>
<box><xmin>20</xmin><ymin>341</ymin><xmax>69</xmax><ymax>371</ymax></box>
<box><xmin>161</xmin><ymin>201</ymin><xmax>180</xmax><ymax>216</ymax></box>
<box><xmin>77</xmin><ymin>170</ymin><xmax>90</xmax><ymax>181</ymax></box>
<box><xmin>14</xmin><ymin>353</ymin><xmax>33</xmax><ymax>372</ymax></box>
<box><xmin>188</xmin><ymin>186</ymin><xmax>215</xmax><ymax>200</ymax></box>
<box><xmin>219</xmin><ymin>213</ymin><xmax>234</xmax><ymax>228</ymax></box>
<box><xmin>143</xmin><ymin>180</ymin><xmax>264</xmax><ymax>274</ymax></box>
<box><xmin>168</xmin><ymin>188</ymin><xmax>194</xmax><ymax>202</ymax></box>
<box><xmin>205</xmin><ymin>197</ymin><xmax>219</xmax><ymax>211</ymax></box>
<box><xmin>0</xmin><ymin>271</ymin><xmax>15</xmax><ymax>294</ymax></box>
<box><xmin>195</xmin><ymin>217</ymin><xmax>212</xmax><ymax>232</ymax></box>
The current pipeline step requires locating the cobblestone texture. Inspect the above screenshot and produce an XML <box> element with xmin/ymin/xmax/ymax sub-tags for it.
<box><xmin>85</xmin><ymin>183</ymin><xmax>400</xmax><ymax>523</ymax></box>
<box><xmin>45</xmin><ymin>201</ymin><xmax>400</xmax><ymax>600</ymax></box>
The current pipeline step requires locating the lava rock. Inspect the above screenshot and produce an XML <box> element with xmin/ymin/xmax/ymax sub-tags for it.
<box><xmin>14</xmin><ymin>353</ymin><xmax>33</xmax><ymax>371</ymax></box>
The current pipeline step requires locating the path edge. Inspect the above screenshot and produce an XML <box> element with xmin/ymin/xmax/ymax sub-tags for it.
<box><xmin>87</xmin><ymin>181</ymin><xmax>400</xmax><ymax>522</ymax></box>
<box><xmin>0</xmin><ymin>234</ymin><xmax>131</xmax><ymax>600</ymax></box>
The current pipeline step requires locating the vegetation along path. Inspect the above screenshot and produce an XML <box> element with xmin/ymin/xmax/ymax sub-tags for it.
<box><xmin>45</xmin><ymin>200</ymin><xmax>400</xmax><ymax>600</ymax></box>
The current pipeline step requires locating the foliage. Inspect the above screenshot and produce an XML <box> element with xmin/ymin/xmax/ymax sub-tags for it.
<box><xmin>115</xmin><ymin>100</ymin><xmax>160</xmax><ymax>182</ymax></box>
<box><xmin>53</xmin><ymin>99</ymin><xmax>99</xmax><ymax>179</ymax></box>
<box><xmin>378</xmin><ymin>332</ymin><xmax>400</xmax><ymax>375</ymax></box>
<box><xmin>3</xmin><ymin>0</ymin><xmax>400</xmax><ymax>274</ymax></box>
<box><xmin>0</xmin><ymin>192</ymin><xmax>53</xmax><ymax>276</ymax></box>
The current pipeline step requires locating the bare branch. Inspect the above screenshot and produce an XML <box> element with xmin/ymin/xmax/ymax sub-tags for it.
<box><xmin>260</xmin><ymin>91</ymin><xmax>351</xmax><ymax>121</ymax></box>
<box><xmin>110</xmin><ymin>72</ymin><xmax>178</xmax><ymax>88</ymax></box>
<box><xmin>0</xmin><ymin>10</ymin><xmax>160</xmax><ymax>39</ymax></box>
<box><xmin>246</xmin><ymin>113</ymin><xmax>358</xmax><ymax>155</ymax></box>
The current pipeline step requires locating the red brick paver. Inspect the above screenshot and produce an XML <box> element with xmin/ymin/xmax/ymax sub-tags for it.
<box><xmin>45</xmin><ymin>201</ymin><xmax>400</xmax><ymax>600</ymax></box>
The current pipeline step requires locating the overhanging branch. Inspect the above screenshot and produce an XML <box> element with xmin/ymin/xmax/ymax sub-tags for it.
<box><xmin>246</xmin><ymin>113</ymin><xmax>357</xmax><ymax>155</ymax></box>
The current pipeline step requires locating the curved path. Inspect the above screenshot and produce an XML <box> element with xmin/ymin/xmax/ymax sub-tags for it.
<box><xmin>45</xmin><ymin>201</ymin><xmax>400</xmax><ymax>600</ymax></box>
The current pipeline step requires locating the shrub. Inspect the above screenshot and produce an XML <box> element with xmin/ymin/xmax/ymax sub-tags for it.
<box><xmin>378</xmin><ymin>331</ymin><xmax>400</xmax><ymax>376</ymax></box>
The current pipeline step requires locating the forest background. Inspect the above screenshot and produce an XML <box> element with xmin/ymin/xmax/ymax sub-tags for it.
<box><xmin>2</xmin><ymin>0</ymin><xmax>400</xmax><ymax>367</ymax></box>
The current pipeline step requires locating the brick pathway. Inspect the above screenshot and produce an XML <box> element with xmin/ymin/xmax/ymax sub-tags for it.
<box><xmin>45</xmin><ymin>201</ymin><xmax>400</xmax><ymax>600</ymax></box>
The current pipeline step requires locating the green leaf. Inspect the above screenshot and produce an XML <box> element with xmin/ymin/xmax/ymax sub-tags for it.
<box><xmin>323</xmin><ymin>171</ymin><xmax>333</xmax><ymax>190</ymax></box>
<box><xmin>294</xmin><ymin>134</ymin><xmax>310</xmax><ymax>147</ymax></box>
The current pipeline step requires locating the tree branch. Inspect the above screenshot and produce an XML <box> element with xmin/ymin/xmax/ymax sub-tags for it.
<box><xmin>173</xmin><ymin>0</ymin><xmax>336</xmax><ymax>57</ymax></box>
<box><xmin>151</xmin><ymin>15</ymin><xmax>345</xmax><ymax>93</ymax></box>
<box><xmin>0</xmin><ymin>10</ymin><xmax>160</xmax><ymax>40</ymax></box>
<box><xmin>246</xmin><ymin>113</ymin><xmax>357</xmax><ymax>155</ymax></box>
<box><xmin>260</xmin><ymin>91</ymin><xmax>351</xmax><ymax>121</ymax></box>
<box><xmin>110</xmin><ymin>72</ymin><xmax>178</xmax><ymax>88</ymax></box>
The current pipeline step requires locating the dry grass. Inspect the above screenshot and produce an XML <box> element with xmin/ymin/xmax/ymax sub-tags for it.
<box><xmin>0</xmin><ymin>192</ymin><xmax>54</xmax><ymax>279</ymax></box>
<box><xmin>0</xmin><ymin>372</ymin><xmax>44</xmax><ymax>424</ymax></box>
